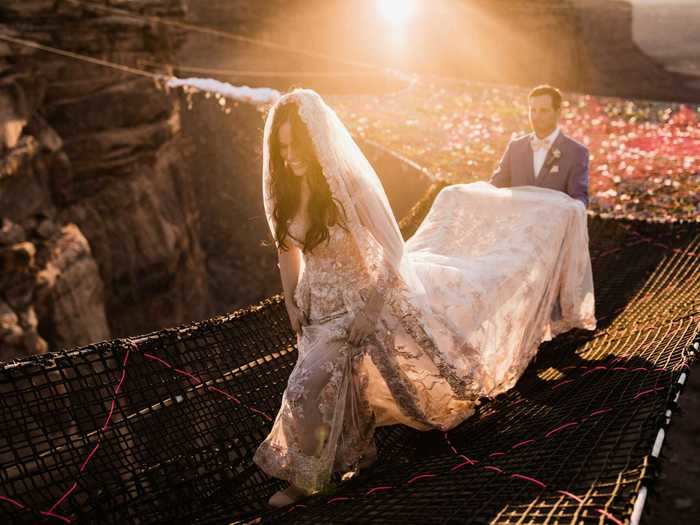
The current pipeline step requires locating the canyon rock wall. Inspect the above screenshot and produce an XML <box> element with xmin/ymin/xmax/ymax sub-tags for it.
<box><xmin>0</xmin><ymin>0</ymin><xmax>208</xmax><ymax>359</ymax></box>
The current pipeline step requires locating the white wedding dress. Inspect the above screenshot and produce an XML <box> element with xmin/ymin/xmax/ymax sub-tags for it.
<box><xmin>253</xmin><ymin>90</ymin><xmax>596</xmax><ymax>494</ymax></box>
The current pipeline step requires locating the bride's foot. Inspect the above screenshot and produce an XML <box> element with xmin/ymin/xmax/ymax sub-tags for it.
<box><xmin>268</xmin><ymin>484</ymin><xmax>307</xmax><ymax>508</ymax></box>
<box><xmin>341</xmin><ymin>448</ymin><xmax>379</xmax><ymax>481</ymax></box>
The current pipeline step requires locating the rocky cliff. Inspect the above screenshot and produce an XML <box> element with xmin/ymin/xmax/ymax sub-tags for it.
<box><xmin>0</xmin><ymin>0</ymin><xmax>208</xmax><ymax>360</ymax></box>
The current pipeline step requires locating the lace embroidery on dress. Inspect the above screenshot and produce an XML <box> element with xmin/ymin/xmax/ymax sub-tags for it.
<box><xmin>254</xmin><ymin>90</ymin><xmax>596</xmax><ymax>495</ymax></box>
<box><xmin>385</xmin><ymin>284</ymin><xmax>481</xmax><ymax>401</ymax></box>
<box><xmin>253</xmin><ymin>221</ymin><xmax>380</xmax><ymax>493</ymax></box>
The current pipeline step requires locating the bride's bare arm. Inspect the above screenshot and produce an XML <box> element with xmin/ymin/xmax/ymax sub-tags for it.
<box><xmin>278</xmin><ymin>245</ymin><xmax>301</xmax><ymax>303</ymax></box>
<box><xmin>278</xmin><ymin>245</ymin><xmax>308</xmax><ymax>333</ymax></box>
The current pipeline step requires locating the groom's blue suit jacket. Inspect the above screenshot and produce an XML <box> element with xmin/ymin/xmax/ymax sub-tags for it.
<box><xmin>489</xmin><ymin>131</ymin><xmax>590</xmax><ymax>207</ymax></box>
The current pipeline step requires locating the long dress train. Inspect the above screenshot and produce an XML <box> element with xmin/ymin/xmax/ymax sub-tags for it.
<box><xmin>253</xmin><ymin>181</ymin><xmax>596</xmax><ymax>493</ymax></box>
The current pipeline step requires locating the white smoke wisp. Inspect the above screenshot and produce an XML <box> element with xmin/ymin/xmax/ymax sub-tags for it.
<box><xmin>166</xmin><ymin>77</ymin><xmax>281</xmax><ymax>105</ymax></box>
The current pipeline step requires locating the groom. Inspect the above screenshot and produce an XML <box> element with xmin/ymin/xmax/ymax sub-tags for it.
<box><xmin>489</xmin><ymin>85</ymin><xmax>589</xmax><ymax>207</ymax></box>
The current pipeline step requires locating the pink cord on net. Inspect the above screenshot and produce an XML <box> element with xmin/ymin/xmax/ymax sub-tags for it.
<box><xmin>39</xmin><ymin>344</ymin><xmax>135</xmax><ymax>522</ymax></box>
<box><xmin>0</xmin><ymin>495</ymin><xmax>25</xmax><ymax>509</ymax></box>
<box><xmin>143</xmin><ymin>353</ymin><xmax>273</xmax><ymax>421</ymax></box>
<box><xmin>459</xmin><ymin>454</ymin><xmax>479</xmax><ymax>464</ymax></box>
<box><xmin>596</xmin><ymin>508</ymin><xmax>624</xmax><ymax>525</ymax></box>
<box><xmin>101</xmin><ymin>399</ymin><xmax>118</xmax><ymax>432</ymax></box>
<box><xmin>451</xmin><ymin>459</ymin><xmax>476</xmax><ymax>472</ymax></box>
<box><xmin>174</xmin><ymin>368</ymin><xmax>202</xmax><ymax>384</ymax></box>
<box><xmin>39</xmin><ymin>511</ymin><xmax>72</xmax><ymax>523</ymax></box>
<box><xmin>510</xmin><ymin>473</ymin><xmax>547</xmax><ymax>489</ymax></box>
<box><xmin>407</xmin><ymin>473</ymin><xmax>436</xmax><ymax>484</ymax></box>
<box><xmin>208</xmin><ymin>386</ymin><xmax>242</xmax><ymax>404</ymax></box>
<box><xmin>79</xmin><ymin>444</ymin><xmax>100</xmax><ymax>473</ymax></box>
<box><xmin>557</xmin><ymin>490</ymin><xmax>585</xmax><ymax>503</ymax></box>
<box><xmin>142</xmin><ymin>352</ymin><xmax>172</xmax><ymax>368</ymax></box>
<box><xmin>633</xmin><ymin>387</ymin><xmax>665</xmax><ymax>400</ymax></box>
<box><xmin>545</xmin><ymin>422</ymin><xmax>578</xmax><ymax>438</ymax></box>
<box><xmin>328</xmin><ymin>496</ymin><xmax>353</xmax><ymax>504</ymax></box>
<box><xmin>365</xmin><ymin>486</ymin><xmax>393</xmax><ymax>495</ymax></box>
<box><xmin>283</xmin><ymin>504</ymin><xmax>307</xmax><ymax>515</ymax></box>
<box><xmin>581</xmin><ymin>365</ymin><xmax>608</xmax><ymax>376</ymax></box>
<box><xmin>100</xmin><ymin>350</ymin><xmax>131</xmax><ymax>432</ymax></box>
<box><xmin>47</xmin><ymin>483</ymin><xmax>77</xmax><ymax>514</ymax></box>
<box><xmin>511</xmin><ymin>439</ymin><xmax>535</xmax><ymax>449</ymax></box>
<box><xmin>443</xmin><ymin>432</ymin><xmax>459</xmax><ymax>455</ymax></box>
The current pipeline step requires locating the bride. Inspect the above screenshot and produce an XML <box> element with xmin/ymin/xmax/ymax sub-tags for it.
<box><xmin>252</xmin><ymin>88</ymin><xmax>596</xmax><ymax>507</ymax></box>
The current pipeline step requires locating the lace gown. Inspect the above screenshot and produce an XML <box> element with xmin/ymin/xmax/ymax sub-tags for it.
<box><xmin>253</xmin><ymin>181</ymin><xmax>596</xmax><ymax>493</ymax></box>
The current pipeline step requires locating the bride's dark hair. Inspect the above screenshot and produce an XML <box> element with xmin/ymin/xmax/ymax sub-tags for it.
<box><xmin>269</xmin><ymin>101</ymin><xmax>348</xmax><ymax>253</ymax></box>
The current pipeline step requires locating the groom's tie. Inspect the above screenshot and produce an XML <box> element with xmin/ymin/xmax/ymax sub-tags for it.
<box><xmin>530</xmin><ymin>136</ymin><xmax>550</xmax><ymax>152</ymax></box>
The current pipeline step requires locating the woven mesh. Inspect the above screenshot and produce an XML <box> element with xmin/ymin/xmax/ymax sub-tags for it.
<box><xmin>1</xmin><ymin>184</ymin><xmax>698</xmax><ymax>524</ymax></box>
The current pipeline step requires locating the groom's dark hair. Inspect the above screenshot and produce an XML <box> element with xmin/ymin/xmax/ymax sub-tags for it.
<box><xmin>528</xmin><ymin>85</ymin><xmax>562</xmax><ymax>111</ymax></box>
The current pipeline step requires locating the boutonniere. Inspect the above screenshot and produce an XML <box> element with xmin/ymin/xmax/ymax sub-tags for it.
<box><xmin>545</xmin><ymin>147</ymin><xmax>562</xmax><ymax>172</ymax></box>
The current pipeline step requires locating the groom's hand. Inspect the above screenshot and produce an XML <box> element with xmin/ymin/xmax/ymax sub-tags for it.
<box><xmin>490</xmin><ymin>140</ymin><xmax>513</xmax><ymax>188</ymax></box>
<box><xmin>567</xmin><ymin>146</ymin><xmax>590</xmax><ymax>207</ymax></box>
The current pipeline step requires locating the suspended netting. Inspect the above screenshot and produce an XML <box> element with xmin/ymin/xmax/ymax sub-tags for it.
<box><xmin>1</xmin><ymin>180</ymin><xmax>698</xmax><ymax>524</ymax></box>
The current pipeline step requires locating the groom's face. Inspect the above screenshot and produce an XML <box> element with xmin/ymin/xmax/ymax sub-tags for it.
<box><xmin>529</xmin><ymin>94</ymin><xmax>560</xmax><ymax>137</ymax></box>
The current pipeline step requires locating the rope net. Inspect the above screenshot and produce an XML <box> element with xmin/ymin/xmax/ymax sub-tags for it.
<box><xmin>1</xmin><ymin>182</ymin><xmax>698</xmax><ymax>524</ymax></box>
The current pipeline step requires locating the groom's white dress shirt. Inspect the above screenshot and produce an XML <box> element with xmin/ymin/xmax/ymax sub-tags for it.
<box><xmin>531</xmin><ymin>127</ymin><xmax>560</xmax><ymax>178</ymax></box>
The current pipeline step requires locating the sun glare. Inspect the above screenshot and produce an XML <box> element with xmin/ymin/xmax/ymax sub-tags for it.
<box><xmin>377</xmin><ymin>0</ymin><xmax>418</xmax><ymax>25</ymax></box>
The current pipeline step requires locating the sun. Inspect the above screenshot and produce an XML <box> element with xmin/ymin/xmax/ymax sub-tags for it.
<box><xmin>377</xmin><ymin>0</ymin><xmax>418</xmax><ymax>25</ymax></box>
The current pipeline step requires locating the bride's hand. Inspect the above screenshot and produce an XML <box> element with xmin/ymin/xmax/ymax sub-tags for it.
<box><xmin>347</xmin><ymin>308</ymin><xmax>378</xmax><ymax>346</ymax></box>
<box><xmin>285</xmin><ymin>299</ymin><xmax>308</xmax><ymax>335</ymax></box>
